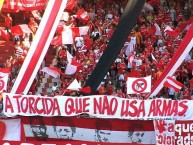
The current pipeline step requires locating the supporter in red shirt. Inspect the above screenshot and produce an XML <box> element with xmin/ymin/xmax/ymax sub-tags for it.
<box><xmin>182</xmin><ymin>84</ymin><xmax>191</xmax><ymax>100</ymax></box>
<box><xmin>28</xmin><ymin>17</ymin><xmax>38</xmax><ymax>34</ymax></box>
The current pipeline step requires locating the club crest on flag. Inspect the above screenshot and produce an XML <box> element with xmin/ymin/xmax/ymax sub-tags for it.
<box><xmin>127</xmin><ymin>76</ymin><xmax>151</xmax><ymax>94</ymax></box>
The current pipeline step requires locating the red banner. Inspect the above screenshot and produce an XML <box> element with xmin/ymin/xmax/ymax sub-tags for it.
<box><xmin>2</xmin><ymin>0</ymin><xmax>48</xmax><ymax>11</ymax></box>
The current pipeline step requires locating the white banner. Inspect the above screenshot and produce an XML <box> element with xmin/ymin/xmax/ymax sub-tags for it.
<box><xmin>0</xmin><ymin>74</ymin><xmax>9</xmax><ymax>93</ymax></box>
<box><xmin>0</xmin><ymin>118</ymin><xmax>21</xmax><ymax>141</ymax></box>
<box><xmin>154</xmin><ymin>120</ymin><xmax>175</xmax><ymax>145</ymax></box>
<box><xmin>2</xmin><ymin>94</ymin><xmax>192</xmax><ymax>120</ymax></box>
<box><xmin>127</xmin><ymin>76</ymin><xmax>151</xmax><ymax>94</ymax></box>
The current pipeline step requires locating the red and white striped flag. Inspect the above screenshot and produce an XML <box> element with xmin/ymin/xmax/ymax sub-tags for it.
<box><xmin>148</xmin><ymin>23</ymin><xmax>161</xmax><ymax>36</ymax></box>
<box><xmin>11</xmin><ymin>24</ymin><xmax>32</xmax><ymax>36</ymax></box>
<box><xmin>41</xmin><ymin>66</ymin><xmax>62</xmax><ymax>78</ymax></box>
<box><xmin>163</xmin><ymin>76</ymin><xmax>183</xmax><ymax>92</ymax></box>
<box><xmin>65</xmin><ymin>63</ymin><xmax>77</xmax><ymax>75</ymax></box>
<box><xmin>52</xmin><ymin>26</ymin><xmax>89</xmax><ymax>45</ymax></box>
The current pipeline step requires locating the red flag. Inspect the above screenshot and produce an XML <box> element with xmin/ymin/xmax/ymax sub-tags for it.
<box><xmin>71</xmin><ymin>58</ymin><xmax>81</xmax><ymax>67</ymax></box>
<box><xmin>65</xmin><ymin>0</ymin><xmax>77</xmax><ymax>11</ymax></box>
<box><xmin>76</xmin><ymin>8</ymin><xmax>90</xmax><ymax>22</ymax></box>
<box><xmin>11</xmin><ymin>24</ymin><xmax>32</xmax><ymax>36</ymax></box>
<box><xmin>79</xmin><ymin>86</ymin><xmax>91</xmax><ymax>94</ymax></box>
<box><xmin>163</xmin><ymin>76</ymin><xmax>183</xmax><ymax>92</ymax></box>
<box><xmin>51</xmin><ymin>35</ymin><xmax>62</xmax><ymax>46</ymax></box>
<box><xmin>0</xmin><ymin>68</ymin><xmax>11</xmax><ymax>74</ymax></box>
<box><xmin>165</xmin><ymin>29</ymin><xmax>180</xmax><ymax>37</ymax></box>
<box><xmin>41</xmin><ymin>66</ymin><xmax>62</xmax><ymax>78</ymax></box>
<box><xmin>2</xmin><ymin>0</ymin><xmax>48</xmax><ymax>11</ymax></box>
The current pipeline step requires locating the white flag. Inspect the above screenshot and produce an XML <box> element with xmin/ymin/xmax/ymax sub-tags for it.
<box><xmin>65</xmin><ymin>64</ymin><xmax>77</xmax><ymax>75</ymax></box>
<box><xmin>67</xmin><ymin>79</ymin><xmax>81</xmax><ymax>90</ymax></box>
<box><xmin>127</xmin><ymin>76</ymin><xmax>151</xmax><ymax>94</ymax></box>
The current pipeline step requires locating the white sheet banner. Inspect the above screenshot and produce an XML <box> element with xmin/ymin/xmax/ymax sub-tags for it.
<box><xmin>127</xmin><ymin>76</ymin><xmax>151</xmax><ymax>94</ymax></box>
<box><xmin>2</xmin><ymin>94</ymin><xmax>192</xmax><ymax>120</ymax></box>
<box><xmin>154</xmin><ymin>120</ymin><xmax>175</xmax><ymax>145</ymax></box>
<box><xmin>0</xmin><ymin>118</ymin><xmax>21</xmax><ymax>141</ymax></box>
<box><xmin>0</xmin><ymin>74</ymin><xmax>8</xmax><ymax>92</ymax></box>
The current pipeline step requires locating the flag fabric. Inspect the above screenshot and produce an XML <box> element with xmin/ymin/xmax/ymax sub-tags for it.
<box><xmin>41</xmin><ymin>66</ymin><xmax>62</xmax><ymax>78</ymax></box>
<box><xmin>11</xmin><ymin>0</ymin><xmax>68</xmax><ymax>95</ymax></box>
<box><xmin>67</xmin><ymin>51</ymin><xmax>73</xmax><ymax>63</ymax></box>
<box><xmin>0</xmin><ymin>27</ymin><xmax>9</xmax><ymax>41</ymax></box>
<box><xmin>0</xmin><ymin>68</ymin><xmax>11</xmax><ymax>75</ymax></box>
<box><xmin>143</xmin><ymin>3</ymin><xmax>153</xmax><ymax>11</ymax></box>
<box><xmin>79</xmin><ymin>86</ymin><xmax>91</xmax><ymax>94</ymax></box>
<box><xmin>65</xmin><ymin>51</ymin><xmax>81</xmax><ymax>75</ymax></box>
<box><xmin>76</xmin><ymin>8</ymin><xmax>90</xmax><ymax>22</ymax></box>
<box><xmin>151</xmin><ymin>53</ymin><xmax>158</xmax><ymax>63</ymax></box>
<box><xmin>67</xmin><ymin>79</ymin><xmax>81</xmax><ymax>90</ymax></box>
<box><xmin>148</xmin><ymin>23</ymin><xmax>161</xmax><ymax>36</ymax></box>
<box><xmin>127</xmin><ymin>53</ymin><xmax>134</xmax><ymax>65</ymax></box>
<box><xmin>52</xmin><ymin>26</ymin><xmax>89</xmax><ymax>45</ymax></box>
<box><xmin>65</xmin><ymin>63</ymin><xmax>77</xmax><ymax>75</ymax></box>
<box><xmin>65</xmin><ymin>0</ymin><xmax>77</xmax><ymax>11</ymax></box>
<box><xmin>11</xmin><ymin>24</ymin><xmax>32</xmax><ymax>36</ymax></box>
<box><xmin>165</xmin><ymin>29</ymin><xmax>180</xmax><ymax>37</ymax></box>
<box><xmin>50</xmin><ymin>35</ymin><xmax>63</xmax><ymax>46</ymax></box>
<box><xmin>127</xmin><ymin>76</ymin><xmax>151</xmax><ymax>94</ymax></box>
<box><xmin>154</xmin><ymin>23</ymin><xmax>162</xmax><ymax>36</ymax></box>
<box><xmin>163</xmin><ymin>76</ymin><xmax>183</xmax><ymax>92</ymax></box>
<box><xmin>31</xmin><ymin>10</ymin><xmax>42</xmax><ymax>20</ymax></box>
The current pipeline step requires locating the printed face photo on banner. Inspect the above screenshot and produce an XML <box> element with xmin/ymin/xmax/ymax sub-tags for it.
<box><xmin>128</xmin><ymin>123</ymin><xmax>145</xmax><ymax>143</ymax></box>
<box><xmin>29</xmin><ymin>117</ymin><xmax>48</xmax><ymax>141</ymax></box>
<box><xmin>52</xmin><ymin>117</ymin><xmax>76</xmax><ymax>140</ymax></box>
<box><xmin>23</xmin><ymin>116</ymin><xmax>156</xmax><ymax>144</ymax></box>
<box><xmin>95</xmin><ymin>119</ymin><xmax>112</xmax><ymax>142</ymax></box>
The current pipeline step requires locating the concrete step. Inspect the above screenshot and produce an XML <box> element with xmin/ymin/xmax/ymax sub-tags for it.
<box><xmin>41</xmin><ymin>77</ymin><xmax>61</xmax><ymax>83</ymax></box>
<box><xmin>39</xmin><ymin>82</ymin><xmax>61</xmax><ymax>88</ymax></box>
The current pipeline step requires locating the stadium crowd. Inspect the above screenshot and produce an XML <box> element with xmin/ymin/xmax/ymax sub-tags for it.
<box><xmin>2</xmin><ymin>0</ymin><xmax>193</xmax><ymax>100</ymax></box>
